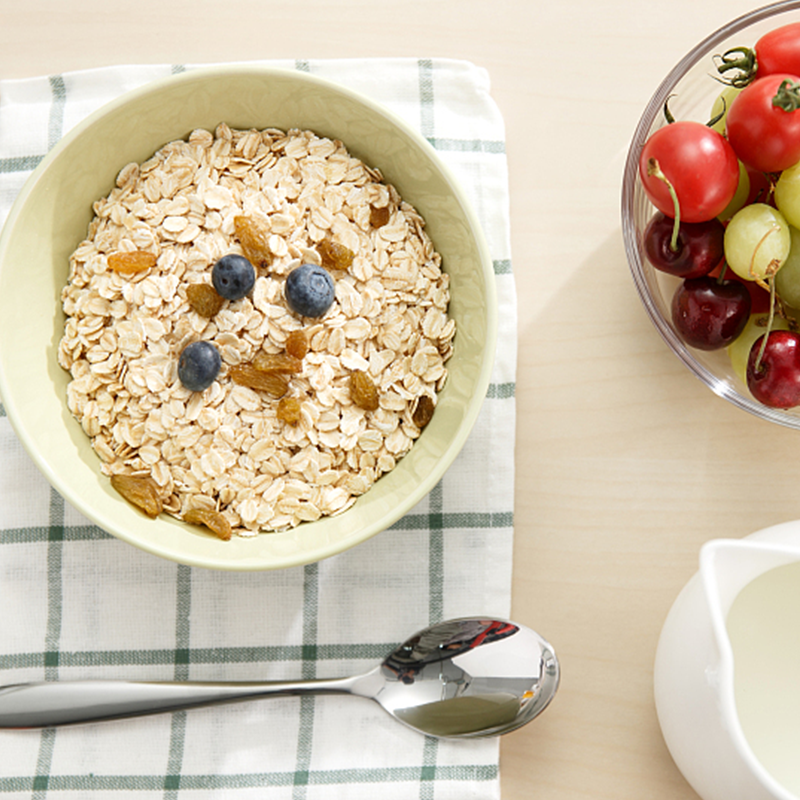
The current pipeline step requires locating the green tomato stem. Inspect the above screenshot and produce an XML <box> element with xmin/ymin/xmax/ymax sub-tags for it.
<box><xmin>773</xmin><ymin>79</ymin><xmax>800</xmax><ymax>112</ymax></box>
<box><xmin>715</xmin><ymin>46</ymin><xmax>757</xmax><ymax>88</ymax></box>
<box><xmin>663</xmin><ymin>96</ymin><xmax>676</xmax><ymax>125</ymax></box>
<box><xmin>647</xmin><ymin>158</ymin><xmax>681</xmax><ymax>251</ymax></box>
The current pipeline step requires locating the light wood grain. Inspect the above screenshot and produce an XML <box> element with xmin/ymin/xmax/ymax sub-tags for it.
<box><xmin>2</xmin><ymin>1</ymin><xmax>792</xmax><ymax>797</ymax></box>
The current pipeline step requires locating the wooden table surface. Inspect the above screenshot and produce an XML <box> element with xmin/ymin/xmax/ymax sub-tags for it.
<box><xmin>2</xmin><ymin>1</ymin><xmax>793</xmax><ymax>797</ymax></box>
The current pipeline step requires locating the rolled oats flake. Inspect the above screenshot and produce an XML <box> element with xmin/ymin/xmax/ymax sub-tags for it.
<box><xmin>59</xmin><ymin>126</ymin><xmax>455</xmax><ymax>537</ymax></box>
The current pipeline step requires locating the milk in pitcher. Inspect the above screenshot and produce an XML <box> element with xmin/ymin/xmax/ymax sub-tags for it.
<box><xmin>727</xmin><ymin>561</ymin><xmax>800</xmax><ymax>796</ymax></box>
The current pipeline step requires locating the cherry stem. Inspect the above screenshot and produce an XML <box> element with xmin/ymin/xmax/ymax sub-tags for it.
<box><xmin>647</xmin><ymin>158</ymin><xmax>681</xmax><ymax>251</ymax></box>
<box><xmin>749</xmin><ymin>226</ymin><xmax>781</xmax><ymax>286</ymax></box>
<box><xmin>754</xmin><ymin>277</ymin><xmax>777</xmax><ymax>374</ymax></box>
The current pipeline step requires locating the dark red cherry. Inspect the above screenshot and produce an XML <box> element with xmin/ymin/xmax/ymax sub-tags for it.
<box><xmin>644</xmin><ymin>212</ymin><xmax>725</xmax><ymax>279</ymax></box>
<box><xmin>710</xmin><ymin>263</ymin><xmax>772</xmax><ymax>313</ymax></box>
<box><xmin>671</xmin><ymin>276</ymin><xmax>751</xmax><ymax>350</ymax></box>
<box><xmin>746</xmin><ymin>330</ymin><xmax>800</xmax><ymax>409</ymax></box>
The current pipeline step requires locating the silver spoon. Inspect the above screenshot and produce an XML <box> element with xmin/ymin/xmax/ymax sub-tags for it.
<box><xmin>0</xmin><ymin>617</ymin><xmax>558</xmax><ymax>738</ymax></box>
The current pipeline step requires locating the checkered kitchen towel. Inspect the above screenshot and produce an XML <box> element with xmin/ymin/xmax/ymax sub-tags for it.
<box><xmin>0</xmin><ymin>59</ymin><xmax>516</xmax><ymax>799</ymax></box>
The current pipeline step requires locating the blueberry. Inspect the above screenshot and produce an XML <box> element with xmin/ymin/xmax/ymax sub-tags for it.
<box><xmin>284</xmin><ymin>263</ymin><xmax>335</xmax><ymax>317</ymax></box>
<box><xmin>211</xmin><ymin>254</ymin><xmax>256</xmax><ymax>301</ymax></box>
<box><xmin>178</xmin><ymin>341</ymin><xmax>221</xmax><ymax>392</ymax></box>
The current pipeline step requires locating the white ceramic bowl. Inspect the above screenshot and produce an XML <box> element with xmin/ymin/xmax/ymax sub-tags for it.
<box><xmin>0</xmin><ymin>66</ymin><xmax>496</xmax><ymax>570</ymax></box>
<box><xmin>622</xmin><ymin>0</ymin><xmax>800</xmax><ymax>428</ymax></box>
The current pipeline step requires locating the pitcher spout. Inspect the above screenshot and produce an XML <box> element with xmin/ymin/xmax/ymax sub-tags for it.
<box><xmin>700</xmin><ymin>537</ymin><xmax>800</xmax><ymax>631</ymax></box>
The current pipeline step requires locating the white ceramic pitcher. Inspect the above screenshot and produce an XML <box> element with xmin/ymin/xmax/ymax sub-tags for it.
<box><xmin>654</xmin><ymin>520</ymin><xmax>800</xmax><ymax>800</ymax></box>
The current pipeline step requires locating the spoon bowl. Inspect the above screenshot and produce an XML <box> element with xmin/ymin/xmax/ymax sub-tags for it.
<box><xmin>0</xmin><ymin>617</ymin><xmax>559</xmax><ymax>738</ymax></box>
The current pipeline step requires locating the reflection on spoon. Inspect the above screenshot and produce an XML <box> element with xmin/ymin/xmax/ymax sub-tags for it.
<box><xmin>0</xmin><ymin>617</ymin><xmax>559</xmax><ymax>739</ymax></box>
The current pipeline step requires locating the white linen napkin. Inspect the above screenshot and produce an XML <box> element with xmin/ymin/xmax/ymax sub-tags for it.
<box><xmin>0</xmin><ymin>58</ymin><xmax>516</xmax><ymax>799</ymax></box>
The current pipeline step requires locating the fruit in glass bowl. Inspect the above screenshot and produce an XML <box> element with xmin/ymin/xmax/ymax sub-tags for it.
<box><xmin>622</xmin><ymin>4</ymin><xmax>800</xmax><ymax>429</ymax></box>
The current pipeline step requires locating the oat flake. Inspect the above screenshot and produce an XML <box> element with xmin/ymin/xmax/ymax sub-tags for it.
<box><xmin>58</xmin><ymin>126</ymin><xmax>455</xmax><ymax>537</ymax></box>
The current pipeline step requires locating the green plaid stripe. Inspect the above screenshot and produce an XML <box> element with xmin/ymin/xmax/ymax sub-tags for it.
<box><xmin>292</xmin><ymin>563</ymin><xmax>320</xmax><ymax>799</ymax></box>
<box><xmin>0</xmin><ymin>57</ymin><xmax>513</xmax><ymax>798</ymax></box>
<box><xmin>0</xmin><ymin>510</ymin><xmax>511</xmax><ymax>546</ymax></box>
<box><xmin>486</xmin><ymin>382</ymin><xmax>515</xmax><ymax>400</ymax></box>
<box><xmin>0</xmin><ymin>154</ymin><xmax>44</xmax><ymax>173</ymax></box>
<box><xmin>427</xmin><ymin>482</ymin><xmax>445</xmax><ymax>626</ymax></box>
<box><xmin>163</xmin><ymin>566</ymin><xmax>194</xmax><ymax>797</ymax></box>
<box><xmin>419</xmin><ymin>59</ymin><xmax>435</xmax><ymax>146</ymax></box>
<box><xmin>420</xmin><ymin>68</ymin><xmax>447</xmax><ymax>799</ymax></box>
<box><xmin>0</xmin><ymin>643</ymin><xmax>394</xmax><ymax>671</ymax></box>
<box><xmin>33</xmin><ymin>433</ymin><xmax>67</xmax><ymax>794</ymax></box>
<box><xmin>428</xmin><ymin>137</ymin><xmax>505</xmax><ymax>154</ymax></box>
<box><xmin>43</xmin><ymin>490</ymin><xmax>65</xmax><ymax>679</ymax></box>
<box><xmin>0</xmin><ymin>764</ymin><xmax>498</xmax><ymax>792</ymax></box>
<box><xmin>0</xmin><ymin>524</ymin><xmax>112</xmax><ymax>544</ymax></box>
<box><xmin>47</xmin><ymin>76</ymin><xmax>66</xmax><ymax>151</ymax></box>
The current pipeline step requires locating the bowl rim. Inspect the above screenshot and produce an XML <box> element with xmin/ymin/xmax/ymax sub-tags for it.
<box><xmin>0</xmin><ymin>64</ymin><xmax>498</xmax><ymax>569</ymax></box>
<box><xmin>621</xmin><ymin>0</ymin><xmax>800</xmax><ymax>430</ymax></box>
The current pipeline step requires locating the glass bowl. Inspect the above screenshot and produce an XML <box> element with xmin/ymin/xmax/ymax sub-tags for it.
<box><xmin>622</xmin><ymin>0</ymin><xmax>800</xmax><ymax>428</ymax></box>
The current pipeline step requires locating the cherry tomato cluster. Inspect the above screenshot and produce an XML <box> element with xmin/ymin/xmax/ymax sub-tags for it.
<box><xmin>639</xmin><ymin>21</ymin><xmax>800</xmax><ymax>410</ymax></box>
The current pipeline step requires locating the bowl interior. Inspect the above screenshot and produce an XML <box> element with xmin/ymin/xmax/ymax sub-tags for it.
<box><xmin>0</xmin><ymin>66</ymin><xmax>497</xmax><ymax>569</ymax></box>
<box><xmin>622</xmin><ymin>1</ymin><xmax>800</xmax><ymax>429</ymax></box>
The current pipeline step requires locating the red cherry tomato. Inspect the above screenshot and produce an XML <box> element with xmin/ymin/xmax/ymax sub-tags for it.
<box><xmin>718</xmin><ymin>23</ymin><xmax>800</xmax><ymax>86</ymax></box>
<box><xmin>638</xmin><ymin>121</ymin><xmax>739</xmax><ymax>223</ymax></box>
<box><xmin>726</xmin><ymin>73</ymin><xmax>800</xmax><ymax>173</ymax></box>
<box><xmin>755</xmin><ymin>23</ymin><xmax>800</xmax><ymax>78</ymax></box>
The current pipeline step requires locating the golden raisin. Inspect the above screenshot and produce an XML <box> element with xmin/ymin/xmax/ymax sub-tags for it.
<box><xmin>252</xmin><ymin>351</ymin><xmax>303</xmax><ymax>374</ymax></box>
<box><xmin>412</xmin><ymin>395</ymin><xmax>435</xmax><ymax>428</ymax></box>
<box><xmin>349</xmin><ymin>370</ymin><xmax>379</xmax><ymax>411</ymax></box>
<box><xmin>285</xmin><ymin>329</ymin><xmax>309</xmax><ymax>360</ymax></box>
<box><xmin>184</xmin><ymin>507</ymin><xmax>232</xmax><ymax>541</ymax></box>
<box><xmin>186</xmin><ymin>283</ymin><xmax>224</xmax><ymax>317</ymax></box>
<box><xmin>230</xmin><ymin>364</ymin><xmax>289</xmax><ymax>397</ymax></box>
<box><xmin>107</xmin><ymin>250</ymin><xmax>157</xmax><ymax>275</ymax></box>
<box><xmin>318</xmin><ymin>238</ymin><xmax>355</xmax><ymax>271</ymax></box>
<box><xmin>110</xmin><ymin>474</ymin><xmax>163</xmax><ymax>517</ymax></box>
<box><xmin>369</xmin><ymin>205</ymin><xmax>391</xmax><ymax>228</ymax></box>
<box><xmin>234</xmin><ymin>215</ymin><xmax>273</xmax><ymax>269</ymax></box>
<box><xmin>277</xmin><ymin>396</ymin><xmax>302</xmax><ymax>426</ymax></box>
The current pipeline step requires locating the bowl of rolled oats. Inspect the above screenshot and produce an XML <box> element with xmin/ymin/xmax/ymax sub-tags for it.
<box><xmin>0</xmin><ymin>66</ymin><xmax>496</xmax><ymax>570</ymax></box>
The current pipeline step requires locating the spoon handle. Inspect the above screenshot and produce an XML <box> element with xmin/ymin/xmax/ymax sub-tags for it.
<box><xmin>0</xmin><ymin>677</ymin><xmax>363</xmax><ymax>729</ymax></box>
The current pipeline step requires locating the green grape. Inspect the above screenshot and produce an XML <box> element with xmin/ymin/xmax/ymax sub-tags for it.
<box><xmin>724</xmin><ymin>203</ymin><xmax>791</xmax><ymax>282</ymax></box>
<box><xmin>775</xmin><ymin>161</ymin><xmax>800</xmax><ymax>229</ymax></box>
<box><xmin>775</xmin><ymin>225</ymin><xmax>800</xmax><ymax>308</ymax></box>
<box><xmin>718</xmin><ymin>161</ymin><xmax>750</xmax><ymax>222</ymax></box>
<box><xmin>728</xmin><ymin>312</ymin><xmax>792</xmax><ymax>383</ymax></box>
<box><xmin>710</xmin><ymin>85</ymin><xmax>742</xmax><ymax>135</ymax></box>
